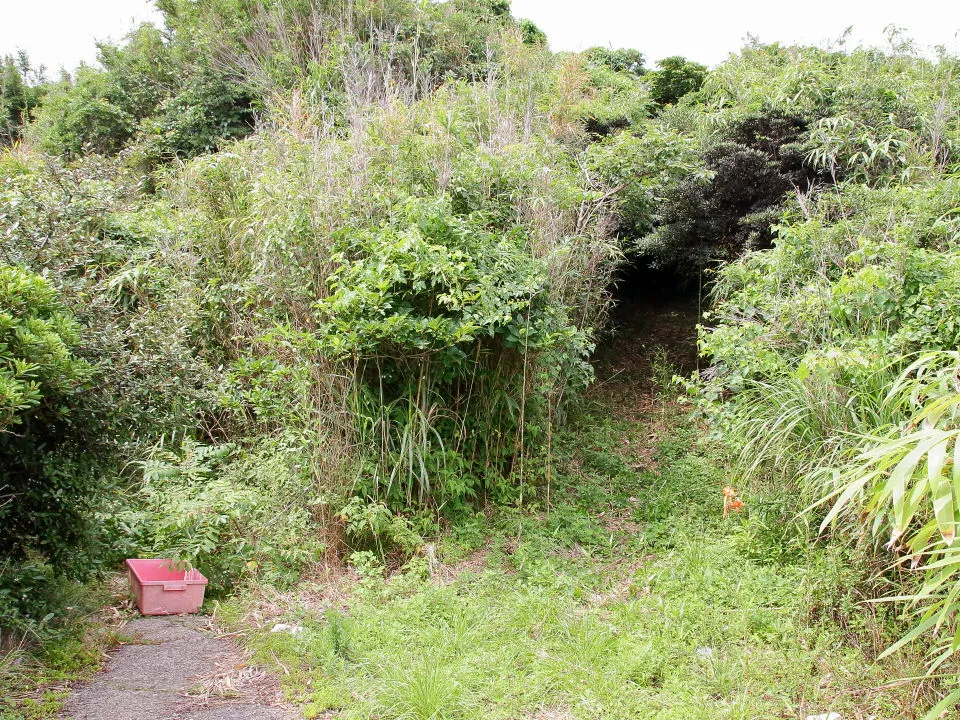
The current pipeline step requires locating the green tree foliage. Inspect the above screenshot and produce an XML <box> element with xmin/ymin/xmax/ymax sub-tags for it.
<box><xmin>561</xmin><ymin>49</ymin><xmax>652</xmax><ymax>137</ymax></box>
<box><xmin>648</xmin><ymin>55</ymin><xmax>706</xmax><ymax>106</ymax></box>
<box><xmin>32</xmin><ymin>25</ymin><xmax>173</xmax><ymax>155</ymax></box>
<box><xmin>585</xmin><ymin>47</ymin><xmax>646</xmax><ymax>76</ymax></box>
<box><xmin>1</xmin><ymin>52</ymin><xmax>45</xmax><ymax>145</ymax></box>
<box><xmin>584</xmin><ymin>124</ymin><xmax>701</xmax><ymax>239</ymax></box>
<box><xmin>640</xmin><ymin>111</ymin><xmax>818</xmax><ymax>275</ymax></box>
<box><xmin>518</xmin><ymin>18</ymin><xmax>547</xmax><ymax>46</ymax></box>
<box><xmin>139</xmin><ymin>67</ymin><xmax>255</xmax><ymax>161</ymax></box>
<box><xmin>29</xmin><ymin>1</ymin><xmax>547</xmax><ymax>161</ymax></box>
<box><xmin>702</xmin><ymin>41</ymin><xmax>960</xmax><ymax>182</ymax></box>
<box><xmin>690</xmin><ymin>43</ymin><xmax>960</xmax><ymax>443</ymax></box>
<box><xmin>156</xmin><ymin>0</ymin><xmax>529</xmax><ymax>119</ymax></box>
<box><xmin>0</xmin><ymin>266</ymin><xmax>88</xmax><ymax>435</ymax></box>
<box><xmin>0</xmin><ymin>149</ymin><xmax>218</xmax><ymax>445</ymax></box>
<box><xmin>34</xmin><ymin>67</ymin><xmax>138</xmax><ymax>155</ymax></box>
<box><xmin>637</xmin><ymin>42</ymin><xmax>960</xmax><ymax>277</ymax></box>
<box><xmin>31</xmin><ymin>23</ymin><xmax>253</xmax><ymax>160</ymax></box>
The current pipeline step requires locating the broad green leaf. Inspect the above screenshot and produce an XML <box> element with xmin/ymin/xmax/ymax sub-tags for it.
<box><xmin>927</xmin><ymin>438</ymin><xmax>955</xmax><ymax>542</ymax></box>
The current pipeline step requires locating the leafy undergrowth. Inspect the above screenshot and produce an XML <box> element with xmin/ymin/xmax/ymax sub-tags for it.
<box><xmin>218</xmin><ymin>403</ymin><xmax>934</xmax><ymax>720</ymax></box>
<box><xmin>0</xmin><ymin>581</ymin><xmax>134</xmax><ymax>720</ymax></box>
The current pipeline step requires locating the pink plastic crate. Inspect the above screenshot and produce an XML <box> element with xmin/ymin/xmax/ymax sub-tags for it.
<box><xmin>125</xmin><ymin>559</ymin><xmax>208</xmax><ymax>615</ymax></box>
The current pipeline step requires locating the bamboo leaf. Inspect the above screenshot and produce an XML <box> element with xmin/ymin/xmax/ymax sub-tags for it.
<box><xmin>890</xmin><ymin>434</ymin><xmax>945</xmax><ymax>538</ymax></box>
<box><xmin>928</xmin><ymin>438</ymin><xmax>955</xmax><ymax>542</ymax></box>
<box><xmin>921</xmin><ymin>682</ymin><xmax>960</xmax><ymax>720</ymax></box>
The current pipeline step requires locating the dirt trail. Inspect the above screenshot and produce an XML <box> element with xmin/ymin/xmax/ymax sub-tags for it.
<box><xmin>60</xmin><ymin>616</ymin><xmax>297</xmax><ymax>720</ymax></box>
<box><xmin>590</xmin><ymin>289</ymin><xmax>702</xmax><ymax>415</ymax></box>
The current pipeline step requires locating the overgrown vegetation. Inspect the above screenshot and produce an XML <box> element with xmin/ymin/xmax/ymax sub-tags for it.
<box><xmin>4</xmin><ymin>2</ymin><xmax>960</xmax><ymax>716</ymax></box>
<box><xmin>219</xmin><ymin>406</ymin><xmax>933</xmax><ymax>719</ymax></box>
<box><xmin>689</xmin><ymin>40</ymin><xmax>960</xmax><ymax>714</ymax></box>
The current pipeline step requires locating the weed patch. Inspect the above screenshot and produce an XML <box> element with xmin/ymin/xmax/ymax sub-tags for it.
<box><xmin>0</xmin><ymin>581</ymin><xmax>133</xmax><ymax>720</ymax></box>
<box><xmin>221</xmin><ymin>406</ymin><xmax>927</xmax><ymax>719</ymax></box>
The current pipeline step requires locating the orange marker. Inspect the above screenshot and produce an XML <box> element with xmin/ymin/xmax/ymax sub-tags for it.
<box><xmin>722</xmin><ymin>486</ymin><xmax>744</xmax><ymax>518</ymax></box>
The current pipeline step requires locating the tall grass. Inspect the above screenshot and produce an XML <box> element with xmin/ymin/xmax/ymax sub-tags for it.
<box><xmin>810</xmin><ymin>353</ymin><xmax>960</xmax><ymax>699</ymax></box>
<box><xmin>725</xmin><ymin>359</ymin><xmax>903</xmax><ymax>493</ymax></box>
<box><xmin>719</xmin><ymin>349</ymin><xmax>960</xmax><ymax>713</ymax></box>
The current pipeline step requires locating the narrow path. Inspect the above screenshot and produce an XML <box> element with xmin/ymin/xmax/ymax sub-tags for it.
<box><xmin>590</xmin><ymin>289</ymin><xmax>701</xmax><ymax>415</ymax></box>
<box><xmin>60</xmin><ymin>616</ymin><xmax>298</xmax><ymax>720</ymax></box>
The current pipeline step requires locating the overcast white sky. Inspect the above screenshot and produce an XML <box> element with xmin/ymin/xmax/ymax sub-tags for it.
<box><xmin>511</xmin><ymin>0</ymin><xmax>960</xmax><ymax>65</ymax></box>
<box><xmin>2</xmin><ymin>0</ymin><xmax>959</xmax><ymax>75</ymax></box>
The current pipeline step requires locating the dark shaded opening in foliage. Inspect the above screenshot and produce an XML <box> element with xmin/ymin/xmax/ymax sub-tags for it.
<box><xmin>596</xmin><ymin>258</ymin><xmax>702</xmax><ymax>389</ymax></box>
<box><xmin>585</xmin><ymin>115</ymin><xmax>631</xmax><ymax>138</ymax></box>
<box><xmin>613</xmin><ymin>257</ymin><xmax>698</xmax><ymax>307</ymax></box>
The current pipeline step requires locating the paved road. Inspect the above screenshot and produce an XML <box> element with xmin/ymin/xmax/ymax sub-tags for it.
<box><xmin>60</xmin><ymin>616</ymin><xmax>298</xmax><ymax>720</ymax></box>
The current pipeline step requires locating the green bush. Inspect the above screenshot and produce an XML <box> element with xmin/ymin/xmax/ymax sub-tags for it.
<box><xmin>639</xmin><ymin>111</ymin><xmax>819</xmax><ymax>277</ymax></box>
<box><xmin>0</xmin><ymin>265</ymin><xmax>92</xmax><ymax>550</ymax></box>
<box><xmin>117</xmin><ymin>439</ymin><xmax>327</xmax><ymax>590</ymax></box>
<box><xmin>700</xmin><ymin>178</ymin><xmax>960</xmax><ymax>397</ymax></box>
<box><xmin>30</xmin><ymin>22</ymin><xmax>252</xmax><ymax>161</ymax></box>
<box><xmin>0</xmin><ymin>143</ymin><xmax>227</xmax><ymax>627</ymax></box>
<box><xmin>27</xmin><ymin>0</ymin><xmax>544</xmax><ymax>161</ymax></box>
<box><xmin>0</xmin><ymin>265</ymin><xmax>89</xmax><ymax>432</ymax></box>
<box><xmin>155</xmin><ymin>58</ymin><xmax>621</xmax><ymax>512</ymax></box>
<box><xmin>693</xmin><ymin>170</ymin><xmax>960</xmax><ymax>707</ymax></box>
<box><xmin>137</xmin><ymin>67</ymin><xmax>254</xmax><ymax>162</ymax></box>
<box><xmin>585</xmin><ymin>47</ymin><xmax>646</xmax><ymax>76</ymax></box>
<box><xmin>0</xmin><ymin>265</ymin><xmax>102</xmax><ymax>630</ymax></box>
<box><xmin>584</xmin><ymin>123</ymin><xmax>701</xmax><ymax>240</ymax></box>
<box><xmin>30</xmin><ymin>24</ymin><xmax>175</xmax><ymax>156</ymax></box>
<box><xmin>32</xmin><ymin>67</ymin><xmax>137</xmax><ymax>156</ymax></box>
<box><xmin>576</xmin><ymin>53</ymin><xmax>652</xmax><ymax>136</ymax></box>
<box><xmin>316</xmin><ymin>199</ymin><xmax>593</xmax><ymax>507</ymax></box>
<box><xmin>702</xmin><ymin>42</ymin><xmax>960</xmax><ymax>182</ymax></box>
